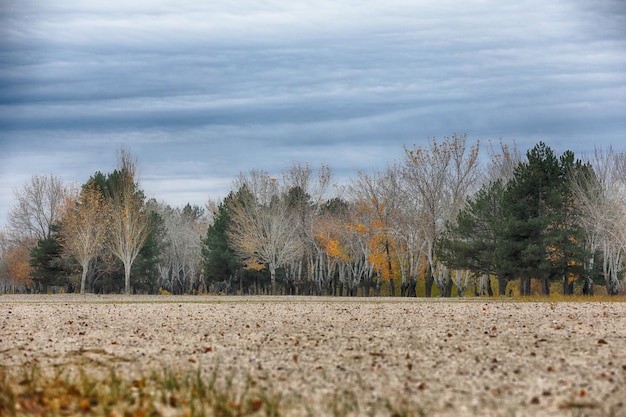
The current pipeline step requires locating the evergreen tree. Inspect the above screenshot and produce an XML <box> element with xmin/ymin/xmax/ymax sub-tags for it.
<box><xmin>131</xmin><ymin>210</ymin><xmax>164</xmax><ymax>294</ymax></box>
<box><xmin>438</xmin><ymin>179</ymin><xmax>511</xmax><ymax>295</ymax></box>
<box><xmin>545</xmin><ymin>151</ymin><xmax>593</xmax><ymax>294</ymax></box>
<box><xmin>30</xmin><ymin>225</ymin><xmax>69</xmax><ymax>292</ymax></box>
<box><xmin>502</xmin><ymin>142</ymin><xmax>589</xmax><ymax>295</ymax></box>
<box><xmin>202</xmin><ymin>193</ymin><xmax>242</xmax><ymax>292</ymax></box>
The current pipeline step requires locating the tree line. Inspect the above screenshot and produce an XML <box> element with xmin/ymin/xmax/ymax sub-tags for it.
<box><xmin>1</xmin><ymin>136</ymin><xmax>625</xmax><ymax>296</ymax></box>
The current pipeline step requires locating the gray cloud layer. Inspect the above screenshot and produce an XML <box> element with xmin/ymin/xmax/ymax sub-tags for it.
<box><xmin>1</xmin><ymin>0</ymin><xmax>625</xmax><ymax>225</ymax></box>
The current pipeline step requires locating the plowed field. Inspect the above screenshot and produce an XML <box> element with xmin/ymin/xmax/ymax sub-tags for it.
<box><xmin>1</xmin><ymin>295</ymin><xmax>625</xmax><ymax>416</ymax></box>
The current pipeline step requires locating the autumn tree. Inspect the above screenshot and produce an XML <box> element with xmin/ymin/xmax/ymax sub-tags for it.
<box><xmin>3</xmin><ymin>175</ymin><xmax>68</xmax><ymax>292</ymax></box>
<box><xmin>312</xmin><ymin>197</ymin><xmax>354</xmax><ymax>295</ymax></box>
<box><xmin>106</xmin><ymin>148</ymin><xmax>151</xmax><ymax>295</ymax></box>
<box><xmin>0</xmin><ymin>233</ymin><xmax>32</xmax><ymax>292</ymax></box>
<box><xmin>58</xmin><ymin>181</ymin><xmax>110</xmax><ymax>294</ymax></box>
<box><xmin>228</xmin><ymin>170</ymin><xmax>304</xmax><ymax>295</ymax></box>
<box><xmin>347</xmin><ymin>166</ymin><xmax>404</xmax><ymax>296</ymax></box>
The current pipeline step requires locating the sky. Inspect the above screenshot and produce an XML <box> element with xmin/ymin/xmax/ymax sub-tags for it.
<box><xmin>1</xmin><ymin>0</ymin><xmax>625</xmax><ymax>227</ymax></box>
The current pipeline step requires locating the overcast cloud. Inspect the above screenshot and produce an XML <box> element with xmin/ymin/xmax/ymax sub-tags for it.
<box><xmin>1</xmin><ymin>0</ymin><xmax>625</xmax><ymax>226</ymax></box>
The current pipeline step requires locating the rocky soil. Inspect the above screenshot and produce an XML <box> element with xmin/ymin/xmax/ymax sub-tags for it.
<box><xmin>1</xmin><ymin>295</ymin><xmax>625</xmax><ymax>416</ymax></box>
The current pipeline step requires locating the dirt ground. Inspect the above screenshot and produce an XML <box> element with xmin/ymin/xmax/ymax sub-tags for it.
<box><xmin>1</xmin><ymin>295</ymin><xmax>625</xmax><ymax>416</ymax></box>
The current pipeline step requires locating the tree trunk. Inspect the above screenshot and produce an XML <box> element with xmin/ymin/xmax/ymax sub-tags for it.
<box><xmin>486</xmin><ymin>276</ymin><xmax>494</xmax><ymax>297</ymax></box>
<box><xmin>562</xmin><ymin>276</ymin><xmax>572</xmax><ymax>295</ymax></box>
<box><xmin>542</xmin><ymin>277</ymin><xmax>550</xmax><ymax>296</ymax></box>
<box><xmin>521</xmin><ymin>277</ymin><xmax>531</xmax><ymax>296</ymax></box>
<box><xmin>124</xmin><ymin>261</ymin><xmax>132</xmax><ymax>295</ymax></box>
<box><xmin>80</xmin><ymin>260</ymin><xmax>89</xmax><ymax>295</ymax></box>
<box><xmin>473</xmin><ymin>274</ymin><xmax>480</xmax><ymax>297</ymax></box>
<box><xmin>269</xmin><ymin>266</ymin><xmax>278</xmax><ymax>295</ymax></box>
<box><xmin>445</xmin><ymin>277</ymin><xmax>453</xmax><ymax>297</ymax></box>
<box><xmin>408</xmin><ymin>277</ymin><xmax>417</xmax><ymax>297</ymax></box>
<box><xmin>497</xmin><ymin>276</ymin><xmax>508</xmax><ymax>296</ymax></box>
<box><xmin>425</xmin><ymin>274</ymin><xmax>434</xmax><ymax>297</ymax></box>
<box><xmin>582</xmin><ymin>277</ymin><xmax>594</xmax><ymax>295</ymax></box>
<box><xmin>385</xmin><ymin>241</ymin><xmax>395</xmax><ymax>296</ymax></box>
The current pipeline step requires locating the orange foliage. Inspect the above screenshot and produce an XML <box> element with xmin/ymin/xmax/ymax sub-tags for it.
<box><xmin>315</xmin><ymin>232</ymin><xmax>350</xmax><ymax>263</ymax></box>
<box><xmin>355</xmin><ymin>198</ymin><xmax>401</xmax><ymax>282</ymax></box>
<box><xmin>367</xmin><ymin>234</ymin><xmax>400</xmax><ymax>281</ymax></box>
<box><xmin>1</xmin><ymin>244</ymin><xmax>33</xmax><ymax>287</ymax></box>
<box><xmin>244</xmin><ymin>259</ymin><xmax>266</xmax><ymax>271</ymax></box>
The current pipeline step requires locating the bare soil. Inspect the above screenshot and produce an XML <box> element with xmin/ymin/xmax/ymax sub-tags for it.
<box><xmin>1</xmin><ymin>295</ymin><xmax>625</xmax><ymax>416</ymax></box>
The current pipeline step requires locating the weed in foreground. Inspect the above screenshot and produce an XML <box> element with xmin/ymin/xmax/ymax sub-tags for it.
<box><xmin>0</xmin><ymin>363</ymin><xmax>450</xmax><ymax>417</ymax></box>
<box><xmin>0</xmin><ymin>365</ymin><xmax>279</xmax><ymax>417</ymax></box>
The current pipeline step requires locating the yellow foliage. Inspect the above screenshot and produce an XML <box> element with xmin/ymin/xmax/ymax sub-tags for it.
<box><xmin>244</xmin><ymin>259</ymin><xmax>266</xmax><ymax>271</ymax></box>
<box><xmin>315</xmin><ymin>233</ymin><xmax>350</xmax><ymax>262</ymax></box>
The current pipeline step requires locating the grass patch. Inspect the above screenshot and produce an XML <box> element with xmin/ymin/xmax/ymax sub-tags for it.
<box><xmin>511</xmin><ymin>294</ymin><xmax>626</xmax><ymax>303</ymax></box>
<box><xmin>0</xmin><ymin>365</ymin><xmax>286</xmax><ymax>417</ymax></box>
<box><xmin>0</xmin><ymin>364</ymin><xmax>433</xmax><ymax>417</ymax></box>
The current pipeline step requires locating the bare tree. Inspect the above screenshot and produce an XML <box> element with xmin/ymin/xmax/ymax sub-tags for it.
<box><xmin>485</xmin><ymin>139</ymin><xmax>522</xmax><ymax>184</ymax></box>
<box><xmin>570</xmin><ymin>147</ymin><xmax>625</xmax><ymax>295</ymax></box>
<box><xmin>153</xmin><ymin>202</ymin><xmax>206</xmax><ymax>294</ymax></box>
<box><xmin>282</xmin><ymin>163</ymin><xmax>333</xmax><ymax>294</ymax></box>
<box><xmin>402</xmin><ymin>134</ymin><xmax>481</xmax><ymax>296</ymax></box>
<box><xmin>228</xmin><ymin>170</ymin><xmax>303</xmax><ymax>295</ymax></box>
<box><xmin>6</xmin><ymin>174</ymin><xmax>66</xmax><ymax>245</ymax></box>
<box><xmin>106</xmin><ymin>148</ymin><xmax>151</xmax><ymax>295</ymax></box>
<box><xmin>58</xmin><ymin>181</ymin><xmax>109</xmax><ymax>294</ymax></box>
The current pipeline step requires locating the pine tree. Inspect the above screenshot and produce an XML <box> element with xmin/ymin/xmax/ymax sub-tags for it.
<box><xmin>502</xmin><ymin>143</ymin><xmax>589</xmax><ymax>295</ymax></box>
<box><xmin>30</xmin><ymin>225</ymin><xmax>69</xmax><ymax>293</ymax></box>
<box><xmin>202</xmin><ymin>193</ymin><xmax>242</xmax><ymax>293</ymax></box>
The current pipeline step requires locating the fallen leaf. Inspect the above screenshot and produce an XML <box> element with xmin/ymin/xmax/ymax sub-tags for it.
<box><xmin>597</xmin><ymin>338</ymin><xmax>608</xmax><ymax>345</ymax></box>
<box><xmin>249</xmin><ymin>399</ymin><xmax>263</xmax><ymax>412</ymax></box>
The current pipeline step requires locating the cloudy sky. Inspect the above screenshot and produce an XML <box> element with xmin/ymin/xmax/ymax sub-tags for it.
<box><xmin>1</xmin><ymin>0</ymin><xmax>625</xmax><ymax>226</ymax></box>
